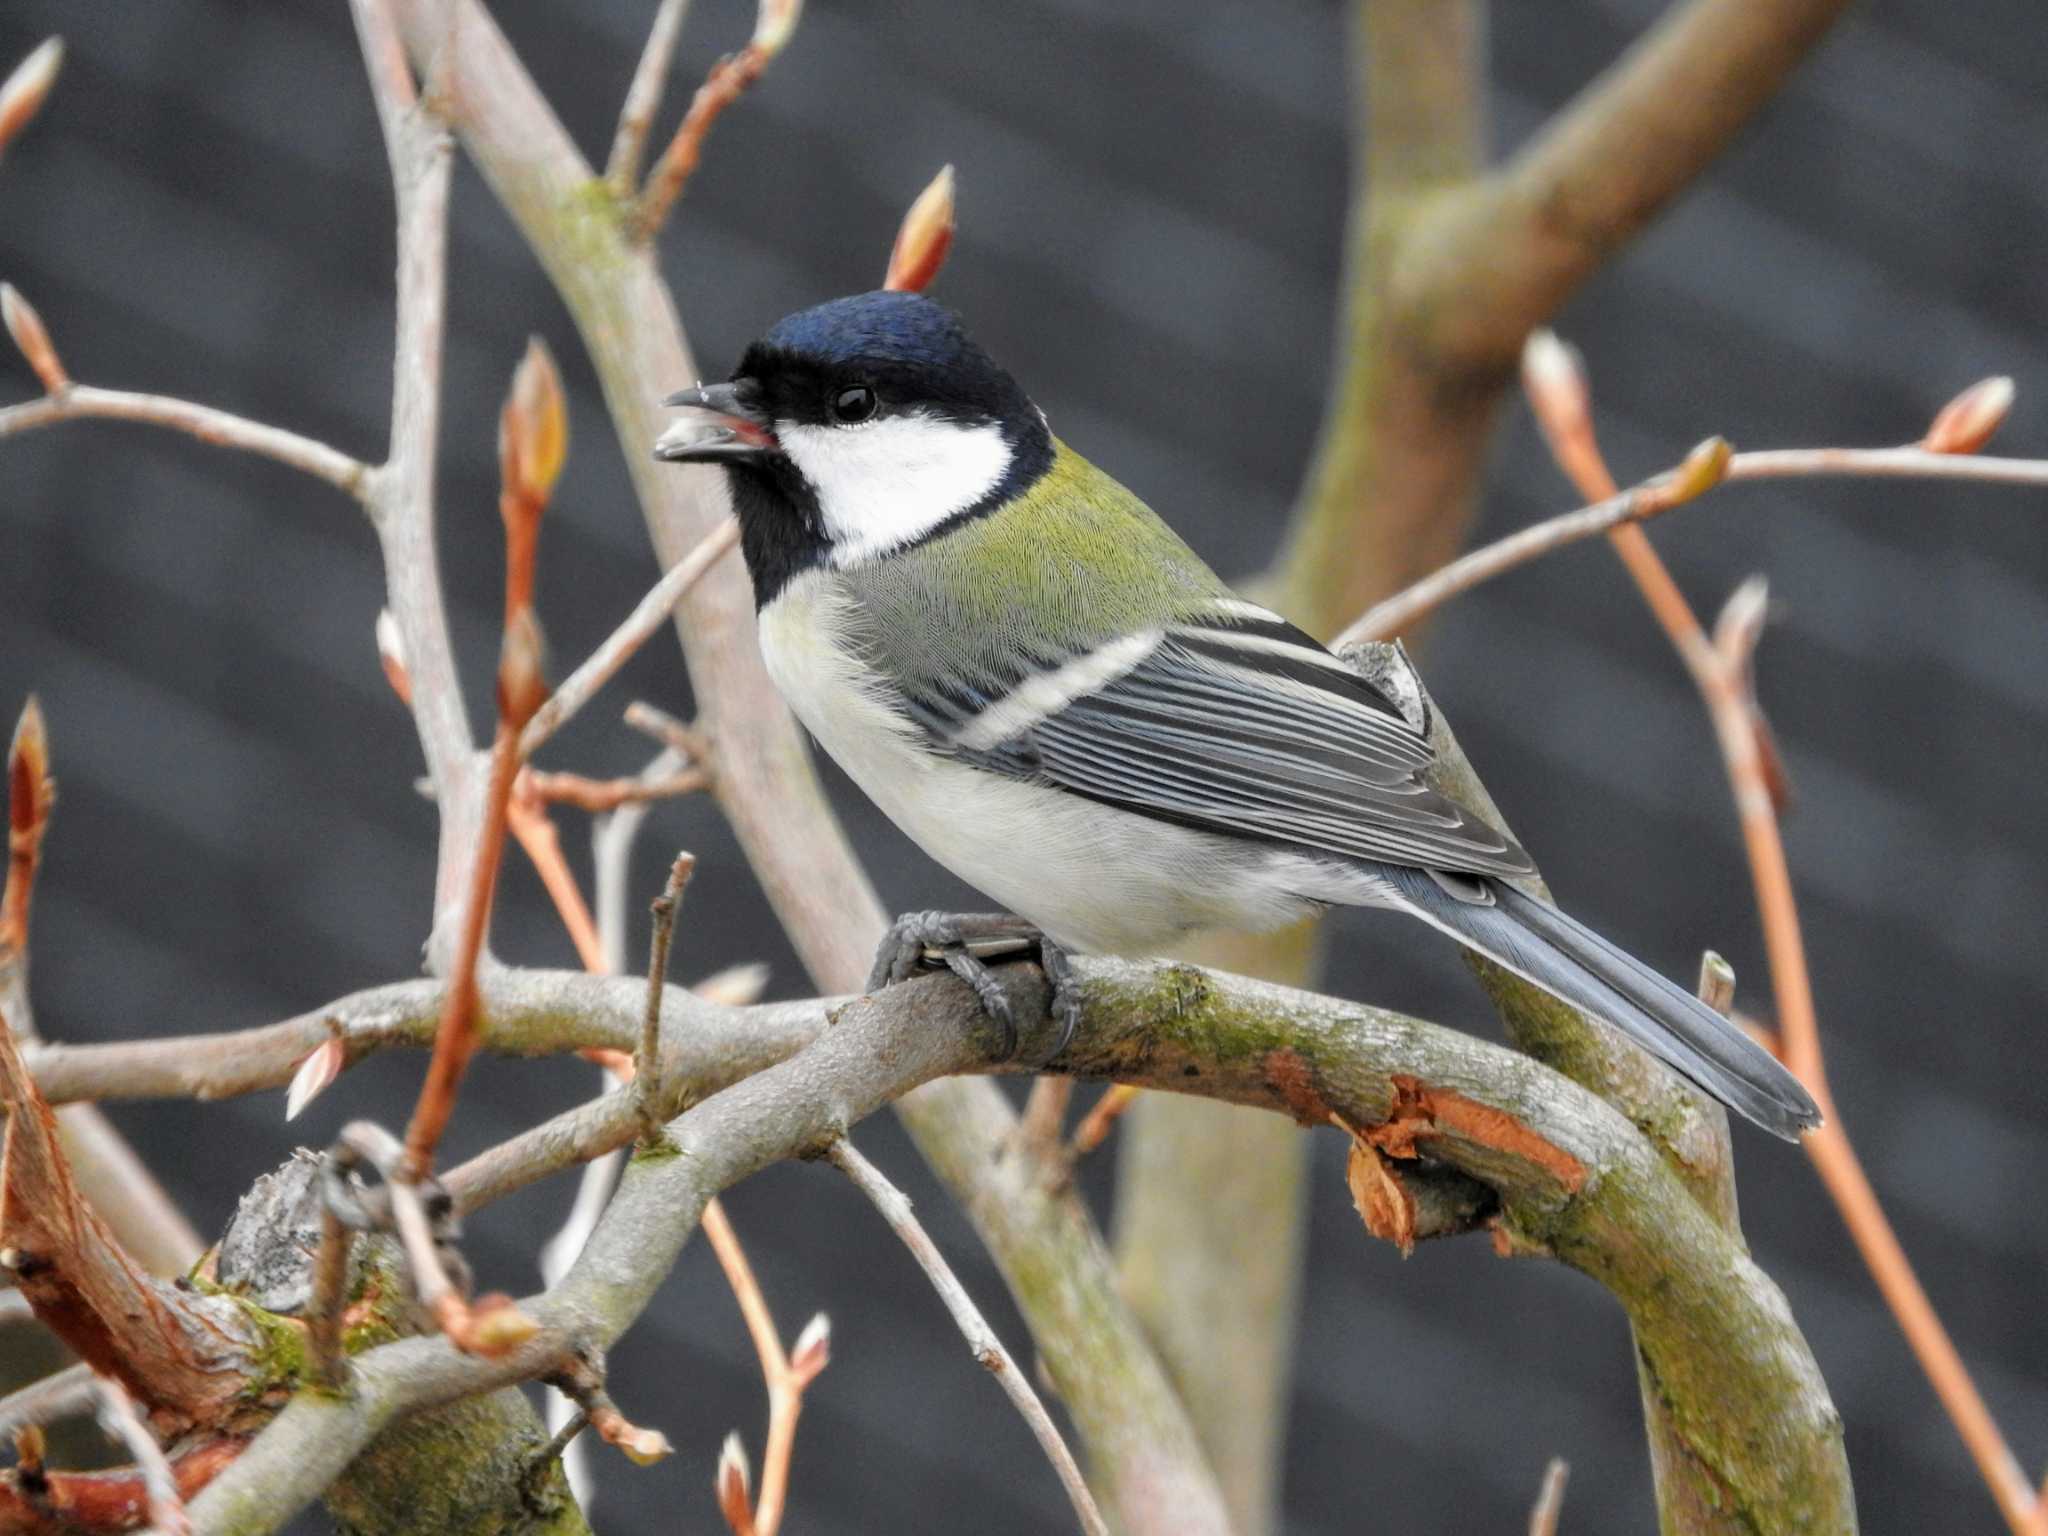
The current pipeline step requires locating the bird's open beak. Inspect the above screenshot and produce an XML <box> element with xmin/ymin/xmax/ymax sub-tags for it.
<box><xmin>654</xmin><ymin>381</ymin><xmax>779</xmax><ymax>463</ymax></box>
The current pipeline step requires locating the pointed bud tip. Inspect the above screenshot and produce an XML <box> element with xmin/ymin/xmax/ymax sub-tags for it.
<box><xmin>1662</xmin><ymin>435</ymin><xmax>1732</xmax><ymax>505</ymax></box>
<box><xmin>884</xmin><ymin>164</ymin><xmax>958</xmax><ymax>294</ymax></box>
<box><xmin>2</xmin><ymin>283</ymin><xmax>68</xmax><ymax>394</ymax></box>
<box><xmin>614</xmin><ymin>1421</ymin><xmax>675</xmax><ymax>1466</ymax></box>
<box><xmin>715</xmin><ymin>1430</ymin><xmax>753</xmax><ymax>1525</ymax></box>
<box><xmin>790</xmin><ymin>1312</ymin><xmax>832</xmax><ymax>1379</ymax></box>
<box><xmin>285</xmin><ymin>1038</ymin><xmax>346</xmax><ymax>1122</ymax></box>
<box><xmin>9</xmin><ymin>695</ymin><xmax>52</xmax><ymax>837</ymax></box>
<box><xmin>0</xmin><ymin>38</ymin><xmax>64</xmax><ymax>154</ymax></box>
<box><xmin>502</xmin><ymin>336</ymin><xmax>568</xmax><ymax>507</ymax></box>
<box><xmin>751</xmin><ymin>0</ymin><xmax>803</xmax><ymax>58</ymax></box>
<box><xmin>1923</xmin><ymin>375</ymin><xmax>2015</xmax><ymax>455</ymax></box>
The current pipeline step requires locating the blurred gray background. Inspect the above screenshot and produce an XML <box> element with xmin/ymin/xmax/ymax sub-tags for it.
<box><xmin>2</xmin><ymin>1</ymin><xmax>2044</xmax><ymax>1531</ymax></box>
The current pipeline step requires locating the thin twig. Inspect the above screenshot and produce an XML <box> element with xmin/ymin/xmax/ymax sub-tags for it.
<box><xmin>606</xmin><ymin>0</ymin><xmax>693</xmax><ymax>196</ymax></box>
<box><xmin>1515</xmin><ymin>335</ymin><xmax>2039</xmax><ymax>1536</ymax></box>
<box><xmin>1068</xmin><ymin>1083</ymin><xmax>1138</xmax><ymax>1159</ymax></box>
<box><xmin>1016</xmin><ymin>1078</ymin><xmax>1073</xmax><ymax>1161</ymax></box>
<box><xmin>553</xmin><ymin>1354</ymin><xmax>673</xmax><ymax>1465</ymax></box>
<box><xmin>1517</xmin><ymin>335</ymin><xmax>2044</xmax><ymax>1536</ymax></box>
<box><xmin>305</xmin><ymin>1198</ymin><xmax>355</xmax><ymax>1391</ymax></box>
<box><xmin>520</xmin><ymin>516</ymin><xmax>737</xmax><ymax>756</ymax></box>
<box><xmin>1540</xmin><ymin>335</ymin><xmax>2048</xmax><ymax>1536</ymax></box>
<box><xmin>507</xmin><ymin>783</ymin><xmax>606</xmax><ymax>970</ymax></box>
<box><xmin>526</xmin><ymin>765</ymin><xmax>709</xmax><ymax>814</ymax></box>
<box><xmin>93</xmin><ymin>1376</ymin><xmax>190</xmax><ymax>1536</ymax></box>
<box><xmin>402</xmin><ymin>703</ymin><xmax>529</xmax><ymax>1176</ymax></box>
<box><xmin>623</xmin><ymin>701</ymin><xmax>711</xmax><ymax>764</ymax></box>
<box><xmin>0</xmin><ymin>382</ymin><xmax>369</xmax><ymax>500</ymax></box>
<box><xmin>1526</xmin><ymin>1456</ymin><xmax>1569</xmax><ymax>1536</ymax></box>
<box><xmin>0</xmin><ymin>1362</ymin><xmax>95</xmax><ymax>1439</ymax></box>
<box><xmin>825</xmin><ymin>1140</ymin><xmax>1108</xmax><ymax>1536</ymax></box>
<box><xmin>1338</xmin><ymin>439</ymin><xmax>2048</xmax><ymax>646</ymax></box>
<box><xmin>699</xmin><ymin>1201</ymin><xmax>827</xmax><ymax>1536</ymax></box>
<box><xmin>637</xmin><ymin>853</ymin><xmax>695</xmax><ymax>1142</ymax></box>
<box><xmin>1690</xmin><ymin>583</ymin><xmax>2045</xmax><ymax>1536</ymax></box>
<box><xmin>529</xmin><ymin>758</ymin><xmax>671</xmax><ymax>1503</ymax></box>
<box><xmin>631</xmin><ymin>1</ymin><xmax>802</xmax><ymax>241</ymax></box>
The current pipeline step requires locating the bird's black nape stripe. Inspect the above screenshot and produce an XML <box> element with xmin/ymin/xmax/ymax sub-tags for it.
<box><xmin>905</xmin><ymin>411</ymin><xmax>1056</xmax><ymax>552</ymax></box>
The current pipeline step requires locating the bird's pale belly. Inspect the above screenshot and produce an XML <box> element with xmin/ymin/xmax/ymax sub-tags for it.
<box><xmin>757</xmin><ymin>580</ymin><xmax>1324</xmax><ymax>953</ymax></box>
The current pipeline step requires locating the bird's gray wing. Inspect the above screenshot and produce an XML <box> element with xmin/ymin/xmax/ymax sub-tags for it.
<box><xmin>910</xmin><ymin>604</ymin><xmax>1536</xmax><ymax>878</ymax></box>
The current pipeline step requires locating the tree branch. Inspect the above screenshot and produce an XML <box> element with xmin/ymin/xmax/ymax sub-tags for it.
<box><xmin>604</xmin><ymin>0</ymin><xmax>691</xmax><ymax>197</ymax></box>
<box><xmin>1420</xmin><ymin>0</ymin><xmax>1854</xmax><ymax>373</ymax></box>
<box><xmin>23</xmin><ymin>968</ymin><xmax>825</xmax><ymax>1109</ymax></box>
<box><xmin>0</xmin><ymin>383</ymin><xmax>368</xmax><ymax>499</ymax></box>
<box><xmin>826</xmin><ymin>1139</ymin><xmax>1106</xmax><ymax>1536</ymax></box>
<box><xmin>350</xmin><ymin>0</ymin><xmax>478</xmax><ymax>965</ymax></box>
<box><xmin>185</xmin><ymin>950</ymin><xmax>1848</xmax><ymax>1535</ymax></box>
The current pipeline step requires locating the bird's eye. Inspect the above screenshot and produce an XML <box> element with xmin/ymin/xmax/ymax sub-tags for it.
<box><xmin>832</xmin><ymin>385</ymin><xmax>878</xmax><ymax>424</ymax></box>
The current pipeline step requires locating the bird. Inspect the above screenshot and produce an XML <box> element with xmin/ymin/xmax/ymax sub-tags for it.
<box><xmin>653</xmin><ymin>289</ymin><xmax>1821</xmax><ymax>1141</ymax></box>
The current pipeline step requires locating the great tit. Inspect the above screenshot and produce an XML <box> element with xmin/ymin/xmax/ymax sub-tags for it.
<box><xmin>655</xmin><ymin>290</ymin><xmax>1820</xmax><ymax>1141</ymax></box>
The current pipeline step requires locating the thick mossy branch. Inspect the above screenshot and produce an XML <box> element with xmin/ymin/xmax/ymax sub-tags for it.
<box><xmin>1061</xmin><ymin>962</ymin><xmax>1849</xmax><ymax>1530</ymax></box>
<box><xmin>185</xmin><ymin>953</ymin><xmax>1846</xmax><ymax>1535</ymax></box>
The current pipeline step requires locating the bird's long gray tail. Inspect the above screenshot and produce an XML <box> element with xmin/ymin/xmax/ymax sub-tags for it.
<box><xmin>1383</xmin><ymin>867</ymin><xmax>1821</xmax><ymax>1141</ymax></box>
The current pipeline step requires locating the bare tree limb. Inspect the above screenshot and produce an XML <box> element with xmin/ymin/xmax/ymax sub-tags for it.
<box><xmin>826</xmin><ymin>1139</ymin><xmax>1107</xmax><ymax>1536</ymax></box>
<box><xmin>605</xmin><ymin>0</ymin><xmax>692</xmax><ymax>196</ymax></box>
<box><xmin>0</xmin><ymin>383</ymin><xmax>368</xmax><ymax>499</ymax></box>
<box><xmin>350</xmin><ymin>0</ymin><xmax>479</xmax><ymax>965</ymax></box>
<box><xmin>519</xmin><ymin>516</ymin><xmax>737</xmax><ymax>757</ymax></box>
<box><xmin>94</xmin><ymin>1376</ymin><xmax>190</xmax><ymax>1536</ymax></box>
<box><xmin>185</xmin><ymin>951</ymin><xmax>1848</xmax><ymax>1535</ymax></box>
<box><xmin>1339</xmin><ymin>438</ymin><xmax>2048</xmax><ymax>645</ymax></box>
<box><xmin>23</xmin><ymin>968</ymin><xmax>824</xmax><ymax>1109</ymax></box>
<box><xmin>630</xmin><ymin>0</ymin><xmax>801</xmax><ymax>241</ymax></box>
<box><xmin>1420</xmin><ymin>0</ymin><xmax>1854</xmax><ymax>376</ymax></box>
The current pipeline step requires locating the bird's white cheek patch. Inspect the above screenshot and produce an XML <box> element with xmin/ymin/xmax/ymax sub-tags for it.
<box><xmin>778</xmin><ymin>415</ymin><xmax>1011</xmax><ymax>565</ymax></box>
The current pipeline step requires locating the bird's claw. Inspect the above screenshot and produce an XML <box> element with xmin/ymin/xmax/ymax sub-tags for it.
<box><xmin>867</xmin><ymin>910</ymin><xmax>1082</xmax><ymax>1062</ymax></box>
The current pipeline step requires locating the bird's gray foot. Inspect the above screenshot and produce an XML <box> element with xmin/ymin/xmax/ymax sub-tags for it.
<box><xmin>868</xmin><ymin>911</ymin><xmax>1081</xmax><ymax>1061</ymax></box>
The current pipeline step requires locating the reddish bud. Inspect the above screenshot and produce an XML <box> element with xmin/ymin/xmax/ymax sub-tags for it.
<box><xmin>1922</xmin><ymin>375</ymin><xmax>2014</xmax><ymax>455</ymax></box>
<box><xmin>715</xmin><ymin>1431</ymin><xmax>755</xmax><ymax>1534</ymax></box>
<box><xmin>1</xmin><ymin>284</ymin><xmax>69</xmax><ymax>395</ymax></box>
<box><xmin>497</xmin><ymin>609</ymin><xmax>550</xmax><ymax>730</ymax></box>
<box><xmin>499</xmin><ymin>337</ymin><xmax>568</xmax><ymax>510</ymax></box>
<box><xmin>789</xmin><ymin>1311</ymin><xmax>832</xmax><ymax>1384</ymax></box>
<box><xmin>374</xmin><ymin>609</ymin><xmax>412</xmax><ymax>706</ymax></box>
<box><xmin>0</xmin><ymin>38</ymin><xmax>62</xmax><ymax>159</ymax></box>
<box><xmin>7</xmin><ymin>695</ymin><xmax>51</xmax><ymax>841</ymax></box>
<box><xmin>884</xmin><ymin>164</ymin><xmax>956</xmax><ymax>294</ymax></box>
